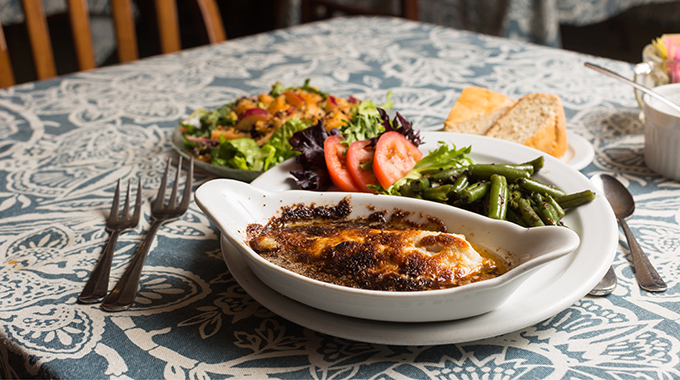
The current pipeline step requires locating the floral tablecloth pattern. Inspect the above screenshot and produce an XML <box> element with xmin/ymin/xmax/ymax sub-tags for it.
<box><xmin>1</xmin><ymin>16</ymin><xmax>679</xmax><ymax>379</ymax></box>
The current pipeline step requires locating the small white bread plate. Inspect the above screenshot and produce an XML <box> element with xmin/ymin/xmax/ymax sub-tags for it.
<box><xmin>561</xmin><ymin>131</ymin><xmax>594</xmax><ymax>171</ymax></box>
<box><xmin>195</xmin><ymin>178</ymin><xmax>580</xmax><ymax>323</ymax></box>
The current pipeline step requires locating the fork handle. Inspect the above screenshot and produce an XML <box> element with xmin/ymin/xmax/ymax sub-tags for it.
<box><xmin>78</xmin><ymin>230</ymin><xmax>121</xmax><ymax>304</ymax></box>
<box><xmin>100</xmin><ymin>219</ymin><xmax>164</xmax><ymax>311</ymax></box>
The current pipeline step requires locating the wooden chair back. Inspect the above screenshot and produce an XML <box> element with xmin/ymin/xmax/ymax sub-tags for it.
<box><xmin>301</xmin><ymin>0</ymin><xmax>419</xmax><ymax>23</ymax></box>
<box><xmin>0</xmin><ymin>0</ymin><xmax>226</xmax><ymax>88</ymax></box>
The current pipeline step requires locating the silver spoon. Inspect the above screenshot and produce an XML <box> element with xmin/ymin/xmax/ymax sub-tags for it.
<box><xmin>584</xmin><ymin>62</ymin><xmax>680</xmax><ymax>114</ymax></box>
<box><xmin>591</xmin><ymin>174</ymin><xmax>667</xmax><ymax>292</ymax></box>
<box><xmin>589</xmin><ymin>266</ymin><xmax>617</xmax><ymax>296</ymax></box>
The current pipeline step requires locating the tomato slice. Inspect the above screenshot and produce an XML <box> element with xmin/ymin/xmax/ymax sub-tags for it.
<box><xmin>346</xmin><ymin>140</ymin><xmax>379</xmax><ymax>193</ymax></box>
<box><xmin>324</xmin><ymin>135</ymin><xmax>361</xmax><ymax>192</ymax></box>
<box><xmin>372</xmin><ymin>131</ymin><xmax>423</xmax><ymax>189</ymax></box>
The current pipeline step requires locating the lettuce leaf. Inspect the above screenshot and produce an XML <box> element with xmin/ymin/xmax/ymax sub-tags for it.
<box><xmin>382</xmin><ymin>142</ymin><xmax>473</xmax><ymax>194</ymax></box>
<box><xmin>259</xmin><ymin>117</ymin><xmax>308</xmax><ymax>170</ymax></box>
<box><xmin>289</xmin><ymin>122</ymin><xmax>339</xmax><ymax>190</ymax></box>
<box><xmin>269</xmin><ymin>79</ymin><xmax>328</xmax><ymax>98</ymax></box>
<box><xmin>211</xmin><ymin>137</ymin><xmax>261</xmax><ymax>170</ymax></box>
<box><xmin>210</xmin><ymin>117</ymin><xmax>307</xmax><ymax>172</ymax></box>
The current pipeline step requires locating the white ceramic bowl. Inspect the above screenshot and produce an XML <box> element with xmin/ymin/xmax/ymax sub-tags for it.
<box><xmin>643</xmin><ymin>83</ymin><xmax>680</xmax><ymax>181</ymax></box>
<box><xmin>195</xmin><ymin>179</ymin><xmax>580</xmax><ymax>323</ymax></box>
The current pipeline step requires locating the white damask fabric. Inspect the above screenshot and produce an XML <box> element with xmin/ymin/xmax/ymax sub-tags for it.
<box><xmin>1</xmin><ymin>16</ymin><xmax>679</xmax><ymax>379</ymax></box>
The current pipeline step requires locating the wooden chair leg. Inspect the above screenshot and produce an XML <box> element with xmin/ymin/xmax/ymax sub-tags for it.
<box><xmin>0</xmin><ymin>22</ymin><xmax>15</xmax><ymax>87</ymax></box>
<box><xmin>402</xmin><ymin>0</ymin><xmax>419</xmax><ymax>20</ymax></box>
<box><xmin>111</xmin><ymin>0</ymin><xmax>139</xmax><ymax>63</ymax></box>
<box><xmin>155</xmin><ymin>0</ymin><xmax>181</xmax><ymax>54</ymax></box>
<box><xmin>66</xmin><ymin>0</ymin><xmax>96</xmax><ymax>71</ymax></box>
<box><xmin>195</xmin><ymin>0</ymin><xmax>226</xmax><ymax>43</ymax></box>
<box><xmin>21</xmin><ymin>0</ymin><xmax>57</xmax><ymax>79</ymax></box>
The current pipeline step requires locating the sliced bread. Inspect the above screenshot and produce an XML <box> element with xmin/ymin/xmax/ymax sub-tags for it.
<box><xmin>443</xmin><ymin>86</ymin><xmax>516</xmax><ymax>135</ymax></box>
<box><xmin>484</xmin><ymin>93</ymin><xmax>567</xmax><ymax>158</ymax></box>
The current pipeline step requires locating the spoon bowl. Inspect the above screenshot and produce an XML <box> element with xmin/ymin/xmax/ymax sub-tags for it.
<box><xmin>599</xmin><ymin>176</ymin><xmax>636</xmax><ymax>219</ymax></box>
<box><xmin>590</xmin><ymin>174</ymin><xmax>666</xmax><ymax>292</ymax></box>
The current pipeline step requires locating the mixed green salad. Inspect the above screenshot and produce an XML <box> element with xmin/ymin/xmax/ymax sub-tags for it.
<box><xmin>178</xmin><ymin>80</ymin><xmax>392</xmax><ymax>172</ymax></box>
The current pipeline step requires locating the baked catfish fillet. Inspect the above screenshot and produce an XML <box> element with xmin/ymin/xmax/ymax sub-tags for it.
<box><xmin>248</xmin><ymin>227</ymin><xmax>501</xmax><ymax>291</ymax></box>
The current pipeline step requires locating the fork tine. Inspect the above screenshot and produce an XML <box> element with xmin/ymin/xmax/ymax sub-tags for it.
<box><xmin>179</xmin><ymin>158</ymin><xmax>194</xmax><ymax>210</ymax></box>
<box><xmin>122</xmin><ymin>181</ymin><xmax>131</xmax><ymax>220</ymax></box>
<box><xmin>153</xmin><ymin>158</ymin><xmax>171</xmax><ymax>212</ymax></box>
<box><xmin>168</xmin><ymin>157</ymin><xmax>182</xmax><ymax>208</ymax></box>
<box><xmin>132</xmin><ymin>181</ymin><xmax>142</xmax><ymax>225</ymax></box>
<box><xmin>109</xmin><ymin>180</ymin><xmax>121</xmax><ymax>222</ymax></box>
<box><xmin>79</xmin><ymin>178</ymin><xmax>138</xmax><ymax>304</ymax></box>
<box><xmin>101</xmin><ymin>157</ymin><xmax>193</xmax><ymax>311</ymax></box>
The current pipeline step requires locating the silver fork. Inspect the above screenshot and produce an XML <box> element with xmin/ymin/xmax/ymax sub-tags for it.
<box><xmin>78</xmin><ymin>180</ymin><xmax>143</xmax><ymax>304</ymax></box>
<box><xmin>101</xmin><ymin>157</ymin><xmax>193</xmax><ymax>312</ymax></box>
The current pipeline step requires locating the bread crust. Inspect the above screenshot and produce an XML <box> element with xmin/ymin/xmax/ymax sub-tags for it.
<box><xmin>444</xmin><ymin>86</ymin><xmax>515</xmax><ymax>134</ymax></box>
<box><xmin>485</xmin><ymin>93</ymin><xmax>567</xmax><ymax>158</ymax></box>
<box><xmin>550</xmin><ymin>102</ymin><xmax>568</xmax><ymax>157</ymax></box>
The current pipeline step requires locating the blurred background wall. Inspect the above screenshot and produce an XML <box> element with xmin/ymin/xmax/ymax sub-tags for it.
<box><xmin>1</xmin><ymin>0</ymin><xmax>678</xmax><ymax>85</ymax></box>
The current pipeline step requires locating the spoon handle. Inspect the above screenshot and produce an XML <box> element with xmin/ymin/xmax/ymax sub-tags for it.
<box><xmin>589</xmin><ymin>266</ymin><xmax>617</xmax><ymax>296</ymax></box>
<box><xmin>618</xmin><ymin>218</ymin><xmax>667</xmax><ymax>292</ymax></box>
<box><xmin>584</xmin><ymin>62</ymin><xmax>680</xmax><ymax>114</ymax></box>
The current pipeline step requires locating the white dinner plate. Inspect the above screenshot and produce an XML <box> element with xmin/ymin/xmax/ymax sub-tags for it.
<box><xmin>219</xmin><ymin>132</ymin><xmax>616</xmax><ymax>345</ymax></box>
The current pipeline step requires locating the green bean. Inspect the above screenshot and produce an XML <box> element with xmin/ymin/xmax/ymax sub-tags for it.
<box><xmin>516</xmin><ymin>178</ymin><xmax>566</xmax><ymax>199</ymax></box>
<box><xmin>449</xmin><ymin>174</ymin><xmax>469</xmax><ymax>195</ymax></box>
<box><xmin>426</xmin><ymin>167</ymin><xmax>468</xmax><ymax>183</ymax></box>
<box><xmin>509</xmin><ymin>189</ymin><xmax>523</xmax><ymax>209</ymax></box>
<box><xmin>487</xmin><ymin>174</ymin><xmax>508</xmax><ymax>220</ymax></box>
<box><xmin>518</xmin><ymin>198</ymin><xmax>545</xmax><ymax>227</ymax></box>
<box><xmin>468</xmin><ymin>164</ymin><xmax>532</xmax><ymax>182</ymax></box>
<box><xmin>409</xmin><ymin>177</ymin><xmax>430</xmax><ymax>192</ymax></box>
<box><xmin>506</xmin><ymin>208</ymin><xmax>528</xmax><ymax>227</ymax></box>
<box><xmin>531</xmin><ymin>192</ymin><xmax>544</xmax><ymax>205</ymax></box>
<box><xmin>537</xmin><ymin>202</ymin><xmax>560</xmax><ymax>226</ymax></box>
<box><xmin>506</xmin><ymin>164</ymin><xmax>536</xmax><ymax>174</ymax></box>
<box><xmin>555</xmin><ymin>190</ymin><xmax>596</xmax><ymax>209</ymax></box>
<box><xmin>548</xmin><ymin>203</ymin><xmax>564</xmax><ymax>225</ymax></box>
<box><xmin>394</xmin><ymin>152</ymin><xmax>591</xmax><ymax>229</ymax></box>
<box><xmin>522</xmin><ymin>156</ymin><xmax>545</xmax><ymax>174</ymax></box>
<box><xmin>423</xmin><ymin>184</ymin><xmax>452</xmax><ymax>202</ymax></box>
<box><xmin>459</xmin><ymin>181</ymin><xmax>491</xmax><ymax>204</ymax></box>
<box><xmin>399</xmin><ymin>183</ymin><xmax>420</xmax><ymax>198</ymax></box>
<box><xmin>545</xmin><ymin>194</ymin><xmax>565</xmax><ymax>218</ymax></box>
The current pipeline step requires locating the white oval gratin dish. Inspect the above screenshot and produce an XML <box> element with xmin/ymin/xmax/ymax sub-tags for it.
<box><xmin>195</xmin><ymin>179</ymin><xmax>580</xmax><ymax>323</ymax></box>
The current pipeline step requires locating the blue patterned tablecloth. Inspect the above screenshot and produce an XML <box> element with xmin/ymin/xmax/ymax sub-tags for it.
<box><xmin>1</xmin><ymin>16</ymin><xmax>679</xmax><ymax>379</ymax></box>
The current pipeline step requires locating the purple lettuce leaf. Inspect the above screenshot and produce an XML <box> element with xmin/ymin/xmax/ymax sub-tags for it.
<box><xmin>289</xmin><ymin>122</ymin><xmax>340</xmax><ymax>190</ymax></box>
<box><xmin>375</xmin><ymin>108</ymin><xmax>423</xmax><ymax>147</ymax></box>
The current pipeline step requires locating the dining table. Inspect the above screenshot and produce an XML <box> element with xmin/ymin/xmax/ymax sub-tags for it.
<box><xmin>1</xmin><ymin>15</ymin><xmax>679</xmax><ymax>379</ymax></box>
